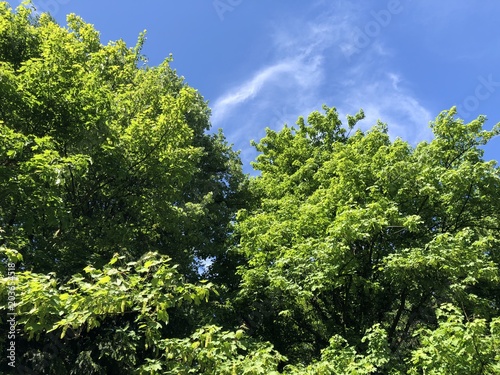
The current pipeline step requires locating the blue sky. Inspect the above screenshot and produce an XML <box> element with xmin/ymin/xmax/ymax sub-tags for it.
<box><xmin>8</xmin><ymin>0</ymin><xmax>500</xmax><ymax>173</ymax></box>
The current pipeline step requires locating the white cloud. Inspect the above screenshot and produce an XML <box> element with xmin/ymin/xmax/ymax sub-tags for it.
<box><xmin>210</xmin><ymin>2</ymin><xmax>353</xmax><ymax>127</ymax></box>
<box><xmin>338</xmin><ymin>68</ymin><xmax>434</xmax><ymax>143</ymax></box>
<box><xmin>210</xmin><ymin>1</ymin><xmax>434</xmax><ymax>170</ymax></box>
<box><xmin>210</xmin><ymin>62</ymin><xmax>298</xmax><ymax>124</ymax></box>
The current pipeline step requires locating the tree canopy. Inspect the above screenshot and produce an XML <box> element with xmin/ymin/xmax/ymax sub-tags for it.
<box><xmin>1</xmin><ymin>2</ymin><xmax>500</xmax><ymax>374</ymax></box>
<box><xmin>0</xmin><ymin>1</ymin><xmax>247</xmax><ymax>281</ymax></box>
<box><xmin>235</xmin><ymin>106</ymin><xmax>500</xmax><ymax>373</ymax></box>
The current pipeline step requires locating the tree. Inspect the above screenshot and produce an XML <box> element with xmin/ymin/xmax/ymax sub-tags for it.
<box><xmin>1</xmin><ymin>248</ymin><xmax>283</xmax><ymax>374</ymax></box>
<box><xmin>0</xmin><ymin>1</ymin><xmax>247</xmax><ymax>281</ymax></box>
<box><xmin>0</xmin><ymin>2</ymin><xmax>250</xmax><ymax>372</ymax></box>
<box><xmin>408</xmin><ymin>304</ymin><xmax>500</xmax><ymax>375</ymax></box>
<box><xmin>234</xmin><ymin>105</ymin><xmax>500</xmax><ymax>371</ymax></box>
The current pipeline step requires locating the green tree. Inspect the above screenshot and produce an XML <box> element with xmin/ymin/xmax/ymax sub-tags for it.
<box><xmin>1</xmin><ymin>248</ymin><xmax>284</xmax><ymax>374</ymax></box>
<box><xmin>0</xmin><ymin>1</ymin><xmax>247</xmax><ymax>280</ymax></box>
<box><xmin>234</xmin><ymin>105</ymin><xmax>500</xmax><ymax>371</ymax></box>
<box><xmin>409</xmin><ymin>304</ymin><xmax>500</xmax><ymax>375</ymax></box>
<box><xmin>0</xmin><ymin>2</ymin><xmax>249</xmax><ymax>372</ymax></box>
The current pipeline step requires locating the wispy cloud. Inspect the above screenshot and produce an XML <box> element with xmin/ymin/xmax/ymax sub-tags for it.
<box><xmin>210</xmin><ymin>1</ymin><xmax>434</xmax><ymax>170</ymax></box>
<box><xmin>211</xmin><ymin>4</ymin><xmax>344</xmax><ymax>140</ymax></box>
<box><xmin>337</xmin><ymin>61</ymin><xmax>434</xmax><ymax>142</ymax></box>
<box><xmin>210</xmin><ymin>7</ymin><xmax>338</xmax><ymax>127</ymax></box>
<box><xmin>211</xmin><ymin>61</ymin><xmax>300</xmax><ymax>125</ymax></box>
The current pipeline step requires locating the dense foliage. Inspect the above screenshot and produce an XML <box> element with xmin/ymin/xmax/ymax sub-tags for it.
<box><xmin>234</xmin><ymin>106</ymin><xmax>500</xmax><ymax>373</ymax></box>
<box><xmin>0</xmin><ymin>2</ymin><xmax>246</xmax><ymax>282</ymax></box>
<box><xmin>1</xmin><ymin>3</ymin><xmax>500</xmax><ymax>374</ymax></box>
